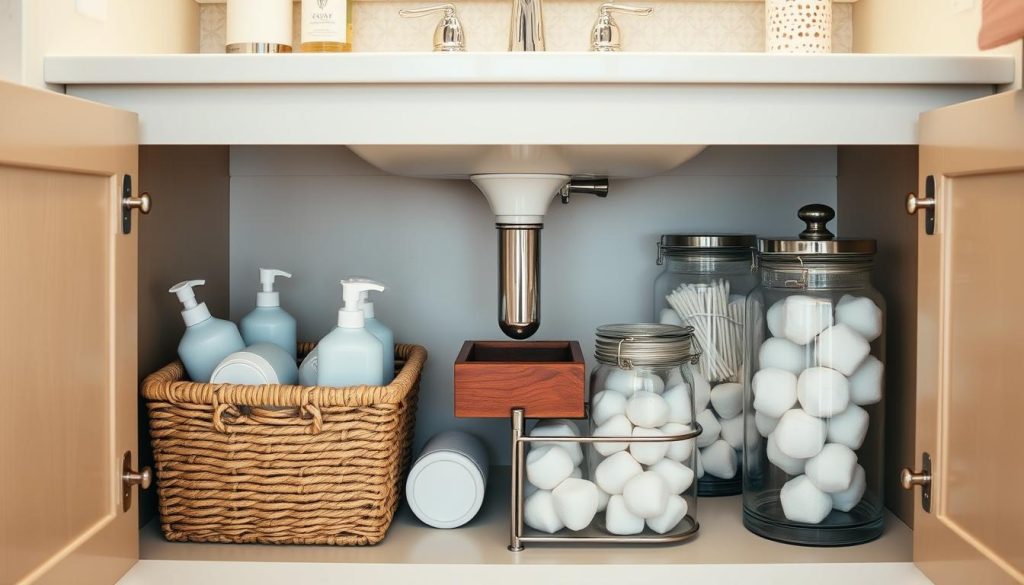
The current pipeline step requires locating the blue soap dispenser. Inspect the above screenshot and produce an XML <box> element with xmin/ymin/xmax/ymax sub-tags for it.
<box><xmin>169</xmin><ymin>280</ymin><xmax>246</xmax><ymax>382</ymax></box>
<box><xmin>316</xmin><ymin>278</ymin><xmax>386</xmax><ymax>388</ymax></box>
<box><xmin>359</xmin><ymin>284</ymin><xmax>395</xmax><ymax>383</ymax></box>
<box><xmin>240</xmin><ymin>268</ymin><xmax>298</xmax><ymax>359</ymax></box>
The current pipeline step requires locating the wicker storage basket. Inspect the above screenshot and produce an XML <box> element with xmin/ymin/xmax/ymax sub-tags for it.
<box><xmin>141</xmin><ymin>342</ymin><xmax>427</xmax><ymax>546</ymax></box>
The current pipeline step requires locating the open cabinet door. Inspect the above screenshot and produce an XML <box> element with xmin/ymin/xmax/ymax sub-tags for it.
<box><xmin>0</xmin><ymin>82</ymin><xmax>142</xmax><ymax>584</ymax></box>
<box><xmin>911</xmin><ymin>89</ymin><xmax>1024</xmax><ymax>584</ymax></box>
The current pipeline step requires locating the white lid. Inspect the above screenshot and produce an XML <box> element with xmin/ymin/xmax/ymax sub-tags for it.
<box><xmin>210</xmin><ymin>350</ymin><xmax>280</xmax><ymax>385</ymax></box>
<box><xmin>406</xmin><ymin>450</ymin><xmax>486</xmax><ymax>529</ymax></box>
<box><xmin>338</xmin><ymin>277</ymin><xmax>386</xmax><ymax>328</ymax></box>
<box><xmin>257</xmin><ymin>268</ymin><xmax>291</xmax><ymax>307</ymax></box>
<box><xmin>169</xmin><ymin>280</ymin><xmax>212</xmax><ymax>327</ymax></box>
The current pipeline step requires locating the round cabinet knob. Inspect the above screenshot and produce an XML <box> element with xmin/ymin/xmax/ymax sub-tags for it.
<box><xmin>797</xmin><ymin>203</ymin><xmax>836</xmax><ymax>241</ymax></box>
<box><xmin>123</xmin><ymin>192</ymin><xmax>152</xmax><ymax>214</ymax></box>
<box><xmin>906</xmin><ymin>192</ymin><xmax>935</xmax><ymax>216</ymax></box>
<box><xmin>899</xmin><ymin>467</ymin><xmax>931</xmax><ymax>490</ymax></box>
<box><xmin>125</xmin><ymin>465</ymin><xmax>153</xmax><ymax>490</ymax></box>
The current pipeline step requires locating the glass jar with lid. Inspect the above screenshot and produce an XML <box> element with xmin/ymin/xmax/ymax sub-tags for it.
<box><xmin>654</xmin><ymin>235</ymin><xmax>757</xmax><ymax>496</ymax></box>
<box><xmin>743</xmin><ymin>204</ymin><xmax>885</xmax><ymax>546</ymax></box>
<box><xmin>582</xmin><ymin>324</ymin><xmax>700</xmax><ymax>539</ymax></box>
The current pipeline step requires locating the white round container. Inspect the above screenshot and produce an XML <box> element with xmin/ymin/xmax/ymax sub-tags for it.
<box><xmin>766</xmin><ymin>0</ymin><xmax>832</xmax><ymax>54</ymax></box>
<box><xmin>226</xmin><ymin>0</ymin><xmax>294</xmax><ymax>53</ymax></box>
<box><xmin>406</xmin><ymin>431</ymin><xmax>489</xmax><ymax>529</ymax></box>
<box><xmin>210</xmin><ymin>342</ymin><xmax>299</xmax><ymax>385</ymax></box>
<box><xmin>298</xmin><ymin>347</ymin><xmax>319</xmax><ymax>386</ymax></box>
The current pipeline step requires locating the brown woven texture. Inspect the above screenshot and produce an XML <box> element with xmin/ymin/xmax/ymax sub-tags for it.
<box><xmin>141</xmin><ymin>342</ymin><xmax>427</xmax><ymax>546</ymax></box>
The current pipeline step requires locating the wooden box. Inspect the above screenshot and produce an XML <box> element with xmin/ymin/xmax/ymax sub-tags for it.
<box><xmin>454</xmin><ymin>341</ymin><xmax>586</xmax><ymax>418</ymax></box>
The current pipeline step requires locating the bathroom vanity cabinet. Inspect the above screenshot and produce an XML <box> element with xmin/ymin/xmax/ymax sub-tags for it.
<box><xmin>2</xmin><ymin>52</ymin><xmax>1023</xmax><ymax>585</ymax></box>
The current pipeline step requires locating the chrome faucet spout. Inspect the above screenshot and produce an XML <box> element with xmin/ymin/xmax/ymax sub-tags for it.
<box><xmin>509</xmin><ymin>0</ymin><xmax>544</xmax><ymax>51</ymax></box>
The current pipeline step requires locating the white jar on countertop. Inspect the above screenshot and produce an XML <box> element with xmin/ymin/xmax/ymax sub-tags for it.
<box><xmin>744</xmin><ymin>204</ymin><xmax>884</xmax><ymax>546</ymax></box>
<box><xmin>406</xmin><ymin>431</ymin><xmax>489</xmax><ymax>529</ymax></box>
<box><xmin>227</xmin><ymin>0</ymin><xmax>293</xmax><ymax>53</ymax></box>
<box><xmin>766</xmin><ymin>0</ymin><xmax>832</xmax><ymax>54</ymax></box>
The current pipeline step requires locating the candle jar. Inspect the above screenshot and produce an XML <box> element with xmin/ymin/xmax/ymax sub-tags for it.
<box><xmin>766</xmin><ymin>0</ymin><xmax>832</xmax><ymax>53</ymax></box>
<box><xmin>654</xmin><ymin>235</ymin><xmax>757</xmax><ymax>496</ymax></box>
<box><xmin>743</xmin><ymin>204</ymin><xmax>885</xmax><ymax>546</ymax></box>
<box><xmin>227</xmin><ymin>0</ymin><xmax>294</xmax><ymax>53</ymax></box>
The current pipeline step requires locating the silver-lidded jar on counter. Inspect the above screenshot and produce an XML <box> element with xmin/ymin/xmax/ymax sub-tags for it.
<box><xmin>654</xmin><ymin>234</ymin><xmax>757</xmax><ymax>497</ymax></box>
<box><xmin>743</xmin><ymin>204</ymin><xmax>885</xmax><ymax>546</ymax></box>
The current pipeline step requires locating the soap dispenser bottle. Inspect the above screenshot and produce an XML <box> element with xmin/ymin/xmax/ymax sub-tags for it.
<box><xmin>240</xmin><ymin>268</ymin><xmax>298</xmax><ymax>359</ymax></box>
<box><xmin>359</xmin><ymin>284</ymin><xmax>395</xmax><ymax>382</ymax></box>
<box><xmin>169</xmin><ymin>280</ymin><xmax>246</xmax><ymax>382</ymax></box>
<box><xmin>316</xmin><ymin>278</ymin><xmax>386</xmax><ymax>387</ymax></box>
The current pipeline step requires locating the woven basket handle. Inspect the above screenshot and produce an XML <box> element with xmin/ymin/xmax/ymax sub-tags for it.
<box><xmin>211</xmin><ymin>388</ymin><xmax>324</xmax><ymax>435</ymax></box>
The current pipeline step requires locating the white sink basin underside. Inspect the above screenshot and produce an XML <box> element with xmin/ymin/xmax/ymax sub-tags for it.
<box><xmin>347</xmin><ymin>145</ymin><xmax>708</xmax><ymax>178</ymax></box>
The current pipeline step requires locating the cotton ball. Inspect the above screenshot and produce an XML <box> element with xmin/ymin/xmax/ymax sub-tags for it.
<box><xmin>782</xmin><ymin>295</ymin><xmax>833</xmax><ymax>345</ymax></box>
<box><xmin>774</xmin><ymin>408</ymin><xmax>827</xmax><ymax>459</ymax></box>
<box><xmin>752</xmin><ymin>368</ymin><xmax>798</xmax><ymax>418</ymax></box>
<box><xmin>526</xmin><ymin>444</ymin><xmax>575</xmax><ymax>490</ymax></box>
<box><xmin>630</xmin><ymin>427</ymin><xmax>670</xmax><ymax>465</ymax></box>
<box><xmin>626</xmin><ymin>391</ymin><xmax>670</xmax><ymax>428</ymax></box>
<box><xmin>816</xmin><ymin>324</ymin><xmax>870</xmax><ymax>376</ymax></box>
<box><xmin>710</xmin><ymin>382</ymin><xmax>743</xmax><ymax>419</ymax></box>
<box><xmin>759</xmin><ymin>337</ymin><xmax>808</xmax><ymax>375</ymax></box>
<box><xmin>797</xmin><ymin>367</ymin><xmax>851</xmax><ymax>418</ymax></box>
<box><xmin>744</xmin><ymin>413</ymin><xmax>761</xmax><ymax>449</ymax></box>
<box><xmin>605</xmin><ymin>494</ymin><xmax>644</xmax><ymax>535</ymax></box>
<box><xmin>659</xmin><ymin>307</ymin><xmax>683</xmax><ymax>326</ymax></box>
<box><xmin>767</xmin><ymin>299</ymin><xmax>786</xmax><ymax>338</ymax></box>
<box><xmin>827</xmin><ymin>403</ymin><xmax>870</xmax><ymax>450</ymax></box>
<box><xmin>836</xmin><ymin>295</ymin><xmax>883</xmax><ymax>342</ymax></box>
<box><xmin>767</xmin><ymin>432</ymin><xmax>807</xmax><ymax>475</ymax></box>
<box><xmin>756</xmin><ymin>412</ymin><xmax>780</xmax><ymax>437</ymax></box>
<box><xmin>524</xmin><ymin>490</ymin><xmax>564</xmax><ymax>533</ymax></box>
<box><xmin>604</xmin><ymin>368</ymin><xmax>663</xmax><ymax>395</ymax></box>
<box><xmin>665</xmin><ymin>368</ymin><xmax>684</xmax><ymax>388</ymax></box>
<box><xmin>831</xmin><ymin>464</ymin><xmax>867</xmax><ymax>512</ymax></box>
<box><xmin>805</xmin><ymin>443</ymin><xmax>858</xmax><ymax>493</ymax></box>
<box><xmin>622</xmin><ymin>471</ymin><xmax>670</xmax><ymax>518</ymax></box>
<box><xmin>596</xmin><ymin>488</ymin><xmax>611</xmax><ymax>512</ymax></box>
<box><xmin>849</xmin><ymin>355</ymin><xmax>884</xmax><ymax>406</ymax></box>
<box><xmin>660</xmin><ymin>422</ymin><xmax>695</xmax><ymax>462</ymax></box>
<box><xmin>525</xmin><ymin>481</ymin><xmax>539</xmax><ymax>499</ymax></box>
<box><xmin>648</xmin><ymin>458</ymin><xmax>695</xmax><ymax>495</ymax></box>
<box><xmin>594</xmin><ymin>450</ymin><xmax>643</xmax><ymax>495</ymax></box>
<box><xmin>646</xmin><ymin>495</ymin><xmax>689</xmax><ymax>534</ymax></box>
<box><xmin>695</xmin><ymin>449</ymin><xmax>704</xmax><ymax>478</ymax></box>
<box><xmin>700</xmin><ymin>439</ymin><xmax>738</xmax><ymax>480</ymax></box>
<box><xmin>593</xmin><ymin>414</ymin><xmax>633</xmax><ymax>456</ymax></box>
<box><xmin>695</xmin><ymin>409</ymin><xmax>721</xmax><ymax>448</ymax></box>
<box><xmin>592</xmin><ymin>390</ymin><xmax>628</xmax><ymax>427</ymax></box>
<box><xmin>719</xmin><ymin>414</ymin><xmax>744</xmax><ymax>450</ymax></box>
<box><xmin>531</xmin><ymin>420</ymin><xmax>583</xmax><ymax>466</ymax></box>
<box><xmin>662</xmin><ymin>383</ymin><xmax>693</xmax><ymax>424</ymax></box>
<box><xmin>552</xmin><ymin>478</ymin><xmax>599</xmax><ymax>531</ymax></box>
<box><xmin>570</xmin><ymin>467</ymin><xmax>583</xmax><ymax>479</ymax></box>
<box><xmin>693</xmin><ymin>370</ymin><xmax>711</xmax><ymax>413</ymax></box>
<box><xmin>780</xmin><ymin>475</ymin><xmax>832</xmax><ymax>524</ymax></box>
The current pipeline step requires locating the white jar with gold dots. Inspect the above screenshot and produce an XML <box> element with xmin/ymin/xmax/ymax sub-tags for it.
<box><xmin>766</xmin><ymin>0</ymin><xmax>832</xmax><ymax>53</ymax></box>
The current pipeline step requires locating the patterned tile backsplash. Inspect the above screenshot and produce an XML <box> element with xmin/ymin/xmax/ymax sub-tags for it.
<box><xmin>200</xmin><ymin>2</ymin><xmax>852</xmax><ymax>53</ymax></box>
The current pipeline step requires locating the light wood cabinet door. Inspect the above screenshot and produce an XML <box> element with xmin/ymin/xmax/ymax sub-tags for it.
<box><xmin>913</xmin><ymin>88</ymin><xmax>1024</xmax><ymax>584</ymax></box>
<box><xmin>0</xmin><ymin>83</ymin><xmax>140</xmax><ymax>584</ymax></box>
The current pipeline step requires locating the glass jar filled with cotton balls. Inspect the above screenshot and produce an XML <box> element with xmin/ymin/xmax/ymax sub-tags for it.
<box><xmin>743</xmin><ymin>204</ymin><xmax>885</xmax><ymax>546</ymax></box>
<box><xmin>654</xmin><ymin>235</ymin><xmax>757</xmax><ymax>496</ymax></box>
<box><xmin>521</xmin><ymin>324</ymin><xmax>701</xmax><ymax>539</ymax></box>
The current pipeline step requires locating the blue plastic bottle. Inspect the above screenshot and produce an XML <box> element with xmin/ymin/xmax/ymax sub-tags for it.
<box><xmin>240</xmin><ymin>268</ymin><xmax>298</xmax><ymax>359</ymax></box>
<box><xmin>360</xmin><ymin>285</ymin><xmax>395</xmax><ymax>383</ymax></box>
<box><xmin>169</xmin><ymin>280</ymin><xmax>246</xmax><ymax>382</ymax></box>
<box><xmin>316</xmin><ymin>278</ymin><xmax>386</xmax><ymax>387</ymax></box>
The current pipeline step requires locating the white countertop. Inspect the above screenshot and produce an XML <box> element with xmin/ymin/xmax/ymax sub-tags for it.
<box><xmin>45</xmin><ymin>53</ymin><xmax>1015</xmax><ymax>145</ymax></box>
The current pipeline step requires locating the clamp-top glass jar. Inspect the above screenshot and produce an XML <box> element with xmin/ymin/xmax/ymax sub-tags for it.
<box><xmin>586</xmin><ymin>324</ymin><xmax>700</xmax><ymax>539</ymax></box>
<box><xmin>654</xmin><ymin>235</ymin><xmax>757</xmax><ymax>496</ymax></box>
<box><xmin>743</xmin><ymin>204</ymin><xmax>885</xmax><ymax>546</ymax></box>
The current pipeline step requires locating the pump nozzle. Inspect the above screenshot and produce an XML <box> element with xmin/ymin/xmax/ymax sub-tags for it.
<box><xmin>339</xmin><ymin>277</ymin><xmax>386</xmax><ymax>328</ymax></box>
<box><xmin>169</xmin><ymin>280</ymin><xmax>212</xmax><ymax>326</ymax></box>
<box><xmin>257</xmin><ymin>268</ymin><xmax>291</xmax><ymax>307</ymax></box>
<box><xmin>357</xmin><ymin>280</ymin><xmax>388</xmax><ymax>320</ymax></box>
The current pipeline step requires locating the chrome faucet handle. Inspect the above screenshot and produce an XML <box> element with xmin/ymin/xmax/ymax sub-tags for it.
<box><xmin>399</xmin><ymin>4</ymin><xmax>466</xmax><ymax>52</ymax></box>
<box><xmin>590</xmin><ymin>3</ymin><xmax>652</xmax><ymax>52</ymax></box>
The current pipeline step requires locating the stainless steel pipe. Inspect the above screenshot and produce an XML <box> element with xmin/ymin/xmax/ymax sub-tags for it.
<box><xmin>498</xmin><ymin>224</ymin><xmax>541</xmax><ymax>339</ymax></box>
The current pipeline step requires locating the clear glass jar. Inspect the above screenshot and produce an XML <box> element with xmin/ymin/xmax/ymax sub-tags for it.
<box><xmin>581</xmin><ymin>324</ymin><xmax>699</xmax><ymax>538</ymax></box>
<box><xmin>743</xmin><ymin>205</ymin><xmax>886</xmax><ymax>546</ymax></box>
<box><xmin>654</xmin><ymin>235</ymin><xmax>757</xmax><ymax>496</ymax></box>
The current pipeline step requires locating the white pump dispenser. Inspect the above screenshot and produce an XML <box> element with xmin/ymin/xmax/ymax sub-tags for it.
<box><xmin>359</xmin><ymin>284</ymin><xmax>395</xmax><ymax>382</ymax></box>
<box><xmin>316</xmin><ymin>278</ymin><xmax>387</xmax><ymax>387</ymax></box>
<box><xmin>169</xmin><ymin>280</ymin><xmax>246</xmax><ymax>382</ymax></box>
<box><xmin>241</xmin><ymin>268</ymin><xmax>298</xmax><ymax>359</ymax></box>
